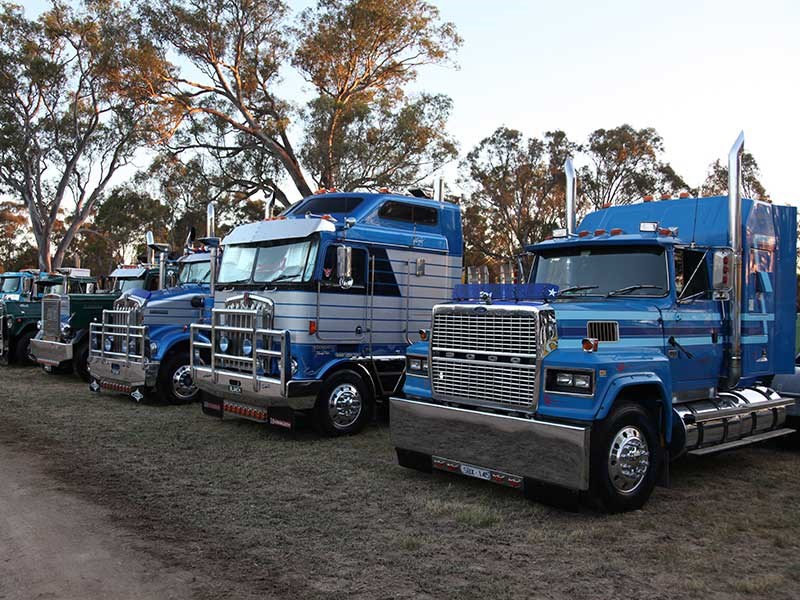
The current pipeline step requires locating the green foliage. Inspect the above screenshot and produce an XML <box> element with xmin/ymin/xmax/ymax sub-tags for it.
<box><xmin>701</xmin><ymin>151</ymin><xmax>769</xmax><ymax>200</ymax></box>
<box><xmin>579</xmin><ymin>125</ymin><xmax>692</xmax><ymax>210</ymax></box>
<box><xmin>459</xmin><ymin>127</ymin><xmax>576</xmax><ymax>264</ymax></box>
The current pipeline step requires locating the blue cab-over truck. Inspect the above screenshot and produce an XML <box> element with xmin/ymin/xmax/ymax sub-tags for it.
<box><xmin>391</xmin><ymin>133</ymin><xmax>800</xmax><ymax>512</ymax></box>
<box><xmin>88</xmin><ymin>208</ymin><xmax>216</xmax><ymax>403</ymax></box>
<box><xmin>0</xmin><ymin>270</ymin><xmax>37</xmax><ymax>301</ymax></box>
<box><xmin>191</xmin><ymin>190</ymin><xmax>463</xmax><ymax>436</ymax></box>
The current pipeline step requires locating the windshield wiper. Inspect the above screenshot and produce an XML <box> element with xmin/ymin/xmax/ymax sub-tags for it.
<box><xmin>218</xmin><ymin>278</ymin><xmax>250</xmax><ymax>286</ymax></box>
<box><xmin>558</xmin><ymin>285</ymin><xmax>599</xmax><ymax>296</ymax></box>
<box><xmin>606</xmin><ymin>284</ymin><xmax>664</xmax><ymax>297</ymax></box>
<box><xmin>263</xmin><ymin>271</ymin><xmax>303</xmax><ymax>284</ymax></box>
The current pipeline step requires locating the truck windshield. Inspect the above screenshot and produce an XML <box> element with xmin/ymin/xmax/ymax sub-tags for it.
<box><xmin>533</xmin><ymin>246</ymin><xmax>668</xmax><ymax>297</ymax></box>
<box><xmin>114</xmin><ymin>278</ymin><xmax>145</xmax><ymax>293</ymax></box>
<box><xmin>178</xmin><ymin>261</ymin><xmax>211</xmax><ymax>285</ymax></box>
<box><xmin>219</xmin><ymin>239</ymin><xmax>318</xmax><ymax>285</ymax></box>
<box><xmin>1</xmin><ymin>277</ymin><xmax>20</xmax><ymax>293</ymax></box>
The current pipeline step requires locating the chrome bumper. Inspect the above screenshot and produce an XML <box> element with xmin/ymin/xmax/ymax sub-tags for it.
<box><xmin>30</xmin><ymin>338</ymin><xmax>73</xmax><ymax>366</ymax></box>
<box><xmin>87</xmin><ymin>355</ymin><xmax>159</xmax><ymax>389</ymax></box>
<box><xmin>192</xmin><ymin>365</ymin><xmax>320</xmax><ymax>410</ymax></box>
<box><xmin>390</xmin><ymin>397</ymin><xmax>591</xmax><ymax>491</ymax></box>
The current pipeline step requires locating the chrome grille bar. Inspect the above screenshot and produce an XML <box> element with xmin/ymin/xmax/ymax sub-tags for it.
<box><xmin>42</xmin><ymin>296</ymin><xmax>61</xmax><ymax>341</ymax></box>
<box><xmin>89</xmin><ymin>306</ymin><xmax>146</xmax><ymax>362</ymax></box>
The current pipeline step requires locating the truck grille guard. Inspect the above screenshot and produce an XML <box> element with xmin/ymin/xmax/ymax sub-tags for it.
<box><xmin>429</xmin><ymin>304</ymin><xmax>557</xmax><ymax>413</ymax></box>
<box><xmin>41</xmin><ymin>295</ymin><xmax>62</xmax><ymax>341</ymax></box>
<box><xmin>89</xmin><ymin>297</ymin><xmax>146</xmax><ymax>363</ymax></box>
<box><xmin>190</xmin><ymin>294</ymin><xmax>291</xmax><ymax>397</ymax></box>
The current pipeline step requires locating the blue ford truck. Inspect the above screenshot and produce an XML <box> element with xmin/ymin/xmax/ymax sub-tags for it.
<box><xmin>391</xmin><ymin>133</ymin><xmax>799</xmax><ymax>512</ymax></box>
<box><xmin>191</xmin><ymin>190</ymin><xmax>463</xmax><ymax>435</ymax></box>
<box><xmin>88</xmin><ymin>206</ymin><xmax>216</xmax><ymax>403</ymax></box>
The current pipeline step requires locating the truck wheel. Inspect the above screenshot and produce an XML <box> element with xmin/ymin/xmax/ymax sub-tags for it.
<box><xmin>73</xmin><ymin>342</ymin><xmax>91</xmax><ymax>382</ymax></box>
<box><xmin>313</xmin><ymin>370</ymin><xmax>373</xmax><ymax>436</ymax></box>
<box><xmin>14</xmin><ymin>330</ymin><xmax>35</xmax><ymax>365</ymax></box>
<box><xmin>157</xmin><ymin>351</ymin><xmax>199</xmax><ymax>404</ymax></box>
<box><xmin>589</xmin><ymin>403</ymin><xmax>661</xmax><ymax>513</ymax></box>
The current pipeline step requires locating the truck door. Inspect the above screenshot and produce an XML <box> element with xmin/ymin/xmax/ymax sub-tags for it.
<box><xmin>665</xmin><ymin>248</ymin><xmax>724</xmax><ymax>396</ymax></box>
<box><xmin>316</xmin><ymin>244</ymin><xmax>369</xmax><ymax>343</ymax></box>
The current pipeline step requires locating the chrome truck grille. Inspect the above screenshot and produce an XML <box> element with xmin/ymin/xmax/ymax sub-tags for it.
<box><xmin>430</xmin><ymin>305</ymin><xmax>556</xmax><ymax>411</ymax></box>
<box><xmin>190</xmin><ymin>293</ymin><xmax>291</xmax><ymax>394</ymax></box>
<box><xmin>89</xmin><ymin>296</ymin><xmax>146</xmax><ymax>362</ymax></box>
<box><xmin>42</xmin><ymin>296</ymin><xmax>61</xmax><ymax>341</ymax></box>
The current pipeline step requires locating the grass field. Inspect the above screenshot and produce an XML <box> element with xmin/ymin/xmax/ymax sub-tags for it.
<box><xmin>1</xmin><ymin>366</ymin><xmax>799</xmax><ymax>599</ymax></box>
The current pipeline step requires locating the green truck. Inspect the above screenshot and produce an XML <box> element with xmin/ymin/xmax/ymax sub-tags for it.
<box><xmin>29</xmin><ymin>266</ymin><xmax>167</xmax><ymax>380</ymax></box>
<box><xmin>0</xmin><ymin>272</ymin><xmax>67</xmax><ymax>365</ymax></box>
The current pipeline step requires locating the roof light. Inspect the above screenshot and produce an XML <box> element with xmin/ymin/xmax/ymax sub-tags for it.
<box><xmin>315</xmin><ymin>188</ymin><xmax>326</xmax><ymax>194</ymax></box>
<box><xmin>679</xmin><ymin>192</ymin><xmax>690</xmax><ymax>198</ymax></box>
<box><xmin>660</xmin><ymin>193</ymin><xmax>671</xmax><ymax>200</ymax></box>
<box><xmin>643</xmin><ymin>195</ymin><xmax>654</xmax><ymax>202</ymax></box>
<box><xmin>552</xmin><ymin>228</ymin><xmax>567</xmax><ymax>238</ymax></box>
<box><xmin>594</xmin><ymin>229</ymin><xmax>606</xmax><ymax>236</ymax></box>
<box><xmin>602</xmin><ymin>202</ymin><xmax>612</xmax><ymax>209</ymax></box>
<box><xmin>378</xmin><ymin>187</ymin><xmax>390</xmax><ymax>193</ymax></box>
<box><xmin>639</xmin><ymin>222</ymin><xmax>658</xmax><ymax>232</ymax></box>
<box><xmin>610</xmin><ymin>228</ymin><xmax>623</xmax><ymax>236</ymax></box>
<box><xmin>578</xmin><ymin>230</ymin><xmax>591</xmax><ymax>238</ymax></box>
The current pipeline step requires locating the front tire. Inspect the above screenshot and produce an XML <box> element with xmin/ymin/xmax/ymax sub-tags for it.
<box><xmin>14</xmin><ymin>330</ymin><xmax>35</xmax><ymax>365</ymax></box>
<box><xmin>589</xmin><ymin>403</ymin><xmax>661</xmax><ymax>513</ymax></box>
<box><xmin>313</xmin><ymin>370</ymin><xmax>373</xmax><ymax>436</ymax></box>
<box><xmin>157</xmin><ymin>351</ymin><xmax>200</xmax><ymax>404</ymax></box>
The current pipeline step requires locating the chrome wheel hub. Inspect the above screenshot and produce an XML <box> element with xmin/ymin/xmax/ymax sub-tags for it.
<box><xmin>608</xmin><ymin>425</ymin><xmax>650</xmax><ymax>494</ymax></box>
<box><xmin>172</xmin><ymin>364</ymin><xmax>198</xmax><ymax>400</ymax></box>
<box><xmin>328</xmin><ymin>383</ymin><xmax>362</xmax><ymax>430</ymax></box>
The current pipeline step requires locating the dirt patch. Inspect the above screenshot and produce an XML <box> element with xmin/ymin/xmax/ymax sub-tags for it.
<box><xmin>1</xmin><ymin>366</ymin><xmax>799</xmax><ymax>599</ymax></box>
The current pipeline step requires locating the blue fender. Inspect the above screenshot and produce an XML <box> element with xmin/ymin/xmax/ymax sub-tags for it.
<box><xmin>150</xmin><ymin>327</ymin><xmax>193</xmax><ymax>361</ymax></box>
<box><xmin>595</xmin><ymin>372</ymin><xmax>673</xmax><ymax>443</ymax></box>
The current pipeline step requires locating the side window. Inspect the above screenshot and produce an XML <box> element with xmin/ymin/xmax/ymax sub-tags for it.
<box><xmin>675</xmin><ymin>249</ymin><xmax>710</xmax><ymax>298</ymax></box>
<box><xmin>322</xmin><ymin>246</ymin><xmax>367</xmax><ymax>288</ymax></box>
<box><xmin>378</xmin><ymin>201</ymin><xmax>438</xmax><ymax>226</ymax></box>
<box><xmin>145</xmin><ymin>276</ymin><xmax>159</xmax><ymax>291</ymax></box>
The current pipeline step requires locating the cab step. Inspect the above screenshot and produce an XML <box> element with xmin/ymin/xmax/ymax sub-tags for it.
<box><xmin>688</xmin><ymin>428</ymin><xmax>795</xmax><ymax>456</ymax></box>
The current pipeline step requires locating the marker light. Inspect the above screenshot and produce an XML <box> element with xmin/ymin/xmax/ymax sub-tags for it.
<box><xmin>578</xmin><ymin>231</ymin><xmax>591</xmax><ymax>238</ymax></box>
<box><xmin>639</xmin><ymin>222</ymin><xmax>659</xmax><ymax>232</ymax></box>
<box><xmin>610</xmin><ymin>228</ymin><xmax>623</xmax><ymax>236</ymax></box>
<box><xmin>419</xmin><ymin>328</ymin><xmax>429</xmax><ymax>342</ymax></box>
<box><xmin>552</xmin><ymin>228</ymin><xmax>568</xmax><ymax>238</ymax></box>
<box><xmin>581</xmin><ymin>338</ymin><xmax>599</xmax><ymax>352</ymax></box>
<box><xmin>679</xmin><ymin>192</ymin><xmax>690</xmax><ymax>198</ymax></box>
<box><xmin>594</xmin><ymin>229</ymin><xmax>606</xmax><ymax>236</ymax></box>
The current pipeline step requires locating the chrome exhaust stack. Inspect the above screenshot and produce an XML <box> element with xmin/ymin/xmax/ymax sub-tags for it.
<box><xmin>145</xmin><ymin>231</ymin><xmax>156</xmax><ymax>266</ymax></box>
<box><xmin>727</xmin><ymin>131</ymin><xmax>745</xmax><ymax>389</ymax></box>
<box><xmin>205</xmin><ymin>201</ymin><xmax>219</xmax><ymax>294</ymax></box>
<box><xmin>564</xmin><ymin>158</ymin><xmax>576</xmax><ymax>236</ymax></box>
<box><xmin>206</xmin><ymin>201</ymin><xmax>217</xmax><ymax>238</ymax></box>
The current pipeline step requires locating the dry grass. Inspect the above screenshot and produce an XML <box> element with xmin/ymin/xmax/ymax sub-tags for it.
<box><xmin>1</xmin><ymin>366</ymin><xmax>799</xmax><ymax>600</ymax></box>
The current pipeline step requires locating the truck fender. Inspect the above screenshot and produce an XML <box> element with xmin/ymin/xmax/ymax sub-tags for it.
<box><xmin>594</xmin><ymin>372</ymin><xmax>673</xmax><ymax>443</ymax></box>
<box><xmin>316</xmin><ymin>358</ymin><xmax>378</xmax><ymax>401</ymax></box>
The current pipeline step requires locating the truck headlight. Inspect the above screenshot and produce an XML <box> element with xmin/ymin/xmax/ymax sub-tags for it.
<box><xmin>242</xmin><ymin>338</ymin><xmax>253</xmax><ymax>356</ymax></box>
<box><xmin>150</xmin><ymin>341</ymin><xmax>158</xmax><ymax>356</ymax></box>
<box><xmin>6</xmin><ymin>316</ymin><xmax>13</xmax><ymax>329</ymax></box>
<box><xmin>545</xmin><ymin>368</ymin><xmax>594</xmax><ymax>395</ymax></box>
<box><xmin>36</xmin><ymin>320</ymin><xmax>42</xmax><ymax>330</ymax></box>
<box><xmin>121</xmin><ymin>339</ymin><xmax>128</xmax><ymax>354</ymax></box>
<box><xmin>91</xmin><ymin>335</ymin><xmax>99</xmax><ymax>350</ymax></box>
<box><xmin>219</xmin><ymin>336</ymin><xmax>229</xmax><ymax>353</ymax></box>
<box><xmin>104</xmin><ymin>337</ymin><xmax>112</xmax><ymax>352</ymax></box>
<box><xmin>407</xmin><ymin>356</ymin><xmax>428</xmax><ymax>373</ymax></box>
<box><xmin>60</xmin><ymin>323</ymin><xmax>72</xmax><ymax>337</ymax></box>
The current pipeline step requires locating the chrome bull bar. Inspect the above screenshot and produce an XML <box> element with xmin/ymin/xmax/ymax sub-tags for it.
<box><xmin>89</xmin><ymin>308</ymin><xmax>147</xmax><ymax>363</ymax></box>
<box><xmin>190</xmin><ymin>306</ymin><xmax>291</xmax><ymax>398</ymax></box>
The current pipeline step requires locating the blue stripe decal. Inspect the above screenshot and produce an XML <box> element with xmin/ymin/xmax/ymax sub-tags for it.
<box><xmin>742</xmin><ymin>314</ymin><xmax>774</xmax><ymax>321</ymax></box>
<box><xmin>742</xmin><ymin>335</ymin><xmax>769</xmax><ymax>344</ymax></box>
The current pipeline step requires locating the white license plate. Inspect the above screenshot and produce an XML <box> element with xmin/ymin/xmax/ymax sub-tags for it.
<box><xmin>228</xmin><ymin>384</ymin><xmax>242</xmax><ymax>394</ymax></box>
<box><xmin>460</xmin><ymin>464</ymin><xmax>491</xmax><ymax>481</ymax></box>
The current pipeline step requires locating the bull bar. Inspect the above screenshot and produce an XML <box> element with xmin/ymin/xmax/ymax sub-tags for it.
<box><xmin>87</xmin><ymin>309</ymin><xmax>157</xmax><ymax>390</ymax></box>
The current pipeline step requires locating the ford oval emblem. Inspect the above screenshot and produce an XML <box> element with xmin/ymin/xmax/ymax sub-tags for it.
<box><xmin>474</xmin><ymin>306</ymin><xmax>487</xmax><ymax>314</ymax></box>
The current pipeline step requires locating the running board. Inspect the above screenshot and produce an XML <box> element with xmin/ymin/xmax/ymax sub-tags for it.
<box><xmin>688</xmin><ymin>428</ymin><xmax>795</xmax><ymax>456</ymax></box>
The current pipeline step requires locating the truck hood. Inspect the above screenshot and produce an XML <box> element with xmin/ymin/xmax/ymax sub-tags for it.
<box><xmin>550</xmin><ymin>300</ymin><xmax>664</xmax><ymax>349</ymax></box>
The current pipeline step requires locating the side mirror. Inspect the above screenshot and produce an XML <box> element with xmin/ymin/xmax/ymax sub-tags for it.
<box><xmin>711</xmin><ymin>250</ymin><xmax>732</xmax><ymax>300</ymax></box>
<box><xmin>21</xmin><ymin>277</ymin><xmax>32</xmax><ymax>297</ymax></box>
<box><xmin>86</xmin><ymin>283</ymin><xmax>96</xmax><ymax>294</ymax></box>
<box><xmin>337</xmin><ymin>246</ymin><xmax>353</xmax><ymax>289</ymax></box>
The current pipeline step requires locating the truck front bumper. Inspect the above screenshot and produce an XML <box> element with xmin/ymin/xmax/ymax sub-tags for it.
<box><xmin>192</xmin><ymin>365</ymin><xmax>321</xmax><ymax>410</ymax></box>
<box><xmin>390</xmin><ymin>397</ymin><xmax>591</xmax><ymax>491</ymax></box>
<box><xmin>87</xmin><ymin>355</ymin><xmax>159</xmax><ymax>391</ymax></box>
<box><xmin>29</xmin><ymin>338</ymin><xmax>73</xmax><ymax>367</ymax></box>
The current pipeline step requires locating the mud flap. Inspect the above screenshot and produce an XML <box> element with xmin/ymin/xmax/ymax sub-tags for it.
<box><xmin>201</xmin><ymin>396</ymin><xmax>224</xmax><ymax>418</ymax></box>
<box><xmin>267</xmin><ymin>407</ymin><xmax>295</xmax><ymax>430</ymax></box>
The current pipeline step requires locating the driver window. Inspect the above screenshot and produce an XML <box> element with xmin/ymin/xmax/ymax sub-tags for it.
<box><xmin>322</xmin><ymin>246</ymin><xmax>367</xmax><ymax>288</ymax></box>
<box><xmin>674</xmin><ymin>249</ymin><xmax>710</xmax><ymax>298</ymax></box>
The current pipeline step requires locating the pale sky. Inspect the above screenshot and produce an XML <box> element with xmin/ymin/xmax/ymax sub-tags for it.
<box><xmin>21</xmin><ymin>0</ymin><xmax>800</xmax><ymax>205</ymax></box>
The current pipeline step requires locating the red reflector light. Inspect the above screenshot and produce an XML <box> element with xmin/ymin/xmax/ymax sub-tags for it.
<box><xmin>578</xmin><ymin>231</ymin><xmax>590</xmax><ymax>238</ymax></box>
<box><xmin>610</xmin><ymin>228</ymin><xmax>623</xmax><ymax>236</ymax></box>
<box><xmin>309</xmin><ymin>320</ymin><xmax>318</xmax><ymax>335</ymax></box>
<box><xmin>658</xmin><ymin>228</ymin><xmax>672</xmax><ymax>236</ymax></box>
<box><xmin>594</xmin><ymin>229</ymin><xmax>606</xmax><ymax>236</ymax></box>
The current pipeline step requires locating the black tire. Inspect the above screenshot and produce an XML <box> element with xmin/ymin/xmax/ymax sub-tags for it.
<box><xmin>14</xmin><ymin>330</ymin><xmax>35</xmax><ymax>366</ymax></box>
<box><xmin>73</xmin><ymin>342</ymin><xmax>91</xmax><ymax>382</ymax></box>
<box><xmin>589</xmin><ymin>402</ymin><xmax>661</xmax><ymax>513</ymax></box>
<box><xmin>157</xmin><ymin>351</ymin><xmax>200</xmax><ymax>404</ymax></box>
<box><xmin>313</xmin><ymin>369</ymin><xmax>373</xmax><ymax>436</ymax></box>
<box><xmin>396</xmin><ymin>448</ymin><xmax>432</xmax><ymax>473</ymax></box>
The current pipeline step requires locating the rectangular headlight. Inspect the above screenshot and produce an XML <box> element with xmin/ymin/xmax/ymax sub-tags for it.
<box><xmin>408</xmin><ymin>358</ymin><xmax>422</xmax><ymax>372</ymax></box>
<box><xmin>546</xmin><ymin>369</ymin><xmax>594</xmax><ymax>395</ymax></box>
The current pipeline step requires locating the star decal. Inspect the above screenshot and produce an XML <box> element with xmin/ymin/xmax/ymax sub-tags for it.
<box><xmin>547</xmin><ymin>287</ymin><xmax>558</xmax><ymax>297</ymax></box>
